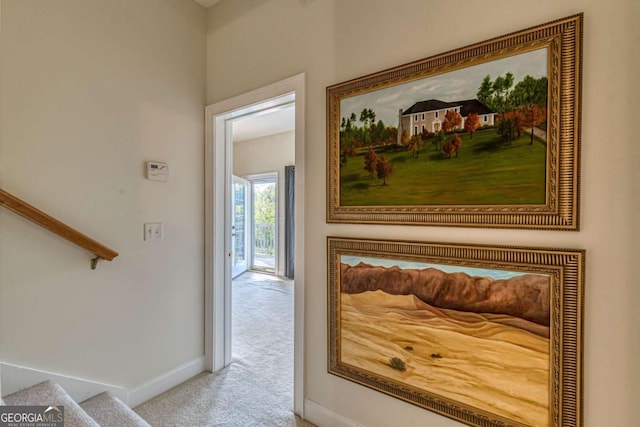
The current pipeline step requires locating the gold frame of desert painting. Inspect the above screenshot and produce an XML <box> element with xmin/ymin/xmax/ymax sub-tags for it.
<box><xmin>326</xmin><ymin>14</ymin><xmax>582</xmax><ymax>229</ymax></box>
<box><xmin>327</xmin><ymin>237</ymin><xmax>584</xmax><ymax>427</ymax></box>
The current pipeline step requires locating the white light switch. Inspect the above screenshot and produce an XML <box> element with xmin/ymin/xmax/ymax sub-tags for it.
<box><xmin>144</xmin><ymin>223</ymin><xmax>164</xmax><ymax>241</ymax></box>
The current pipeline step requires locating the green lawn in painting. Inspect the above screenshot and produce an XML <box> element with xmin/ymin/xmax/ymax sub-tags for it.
<box><xmin>339</xmin><ymin>129</ymin><xmax>547</xmax><ymax>206</ymax></box>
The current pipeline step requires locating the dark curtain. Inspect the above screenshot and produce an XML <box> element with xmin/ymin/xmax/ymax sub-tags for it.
<box><xmin>284</xmin><ymin>165</ymin><xmax>295</xmax><ymax>279</ymax></box>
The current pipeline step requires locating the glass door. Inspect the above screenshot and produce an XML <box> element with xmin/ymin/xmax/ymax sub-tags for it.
<box><xmin>250</xmin><ymin>174</ymin><xmax>277</xmax><ymax>273</ymax></box>
<box><xmin>232</xmin><ymin>175</ymin><xmax>249</xmax><ymax>278</ymax></box>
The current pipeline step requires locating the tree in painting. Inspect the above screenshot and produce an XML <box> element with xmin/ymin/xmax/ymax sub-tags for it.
<box><xmin>442</xmin><ymin>110</ymin><xmax>462</xmax><ymax>133</ymax></box>
<box><xmin>376</xmin><ymin>155</ymin><xmax>393</xmax><ymax>185</ymax></box>
<box><xmin>432</xmin><ymin>129</ymin><xmax>445</xmax><ymax>150</ymax></box>
<box><xmin>400</xmin><ymin>129</ymin><xmax>411</xmax><ymax>147</ymax></box>
<box><xmin>443</xmin><ymin>134</ymin><xmax>462</xmax><ymax>158</ymax></box>
<box><xmin>360</xmin><ymin>108</ymin><xmax>376</xmax><ymax>129</ymax></box>
<box><xmin>476</xmin><ymin>75</ymin><xmax>494</xmax><ymax>107</ymax></box>
<box><xmin>408</xmin><ymin>134</ymin><xmax>425</xmax><ymax>158</ymax></box>
<box><xmin>479</xmin><ymin>73</ymin><xmax>548</xmax><ymax>146</ymax></box>
<box><xmin>521</xmin><ymin>104</ymin><xmax>546</xmax><ymax>144</ymax></box>
<box><xmin>496</xmin><ymin>115</ymin><xmax>516</xmax><ymax>144</ymax></box>
<box><xmin>464</xmin><ymin>112</ymin><xmax>480</xmax><ymax>139</ymax></box>
<box><xmin>497</xmin><ymin>110</ymin><xmax>525</xmax><ymax>144</ymax></box>
<box><xmin>510</xmin><ymin>75</ymin><xmax>548</xmax><ymax>144</ymax></box>
<box><xmin>339</xmin><ymin>112</ymin><xmax>360</xmax><ymax>165</ymax></box>
<box><xmin>363</xmin><ymin>146</ymin><xmax>379</xmax><ymax>178</ymax></box>
<box><xmin>490</xmin><ymin>72</ymin><xmax>515</xmax><ymax>113</ymax></box>
<box><xmin>341</xmin><ymin>108</ymin><xmax>398</xmax><ymax>157</ymax></box>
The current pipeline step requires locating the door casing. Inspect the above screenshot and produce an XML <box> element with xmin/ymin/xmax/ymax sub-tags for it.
<box><xmin>204</xmin><ymin>73</ymin><xmax>305</xmax><ymax>416</ymax></box>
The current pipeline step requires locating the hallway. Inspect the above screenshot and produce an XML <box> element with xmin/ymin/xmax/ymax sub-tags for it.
<box><xmin>232</xmin><ymin>272</ymin><xmax>294</xmax><ymax>406</ymax></box>
<box><xmin>134</xmin><ymin>272</ymin><xmax>310</xmax><ymax>426</ymax></box>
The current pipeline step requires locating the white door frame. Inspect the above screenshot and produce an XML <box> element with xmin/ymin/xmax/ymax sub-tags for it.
<box><xmin>204</xmin><ymin>73</ymin><xmax>305</xmax><ymax>416</ymax></box>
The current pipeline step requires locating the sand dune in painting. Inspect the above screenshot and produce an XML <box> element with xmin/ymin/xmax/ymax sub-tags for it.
<box><xmin>340</xmin><ymin>290</ymin><xmax>549</xmax><ymax>427</ymax></box>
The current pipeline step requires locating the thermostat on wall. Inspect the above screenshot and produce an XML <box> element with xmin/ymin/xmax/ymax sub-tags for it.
<box><xmin>146</xmin><ymin>161</ymin><xmax>169</xmax><ymax>182</ymax></box>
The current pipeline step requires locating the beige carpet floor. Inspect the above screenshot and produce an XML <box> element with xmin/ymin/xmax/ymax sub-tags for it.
<box><xmin>134</xmin><ymin>272</ymin><xmax>314</xmax><ymax>426</ymax></box>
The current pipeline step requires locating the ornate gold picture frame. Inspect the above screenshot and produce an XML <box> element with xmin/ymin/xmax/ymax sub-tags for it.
<box><xmin>327</xmin><ymin>14</ymin><xmax>582</xmax><ymax>229</ymax></box>
<box><xmin>328</xmin><ymin>237</ymin><xmax>584</xmax><ymax>427</ymax></box>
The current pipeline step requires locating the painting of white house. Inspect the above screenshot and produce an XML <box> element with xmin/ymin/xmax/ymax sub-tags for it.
<box><xmin>338</xmin><ymin>48</ymin><xmax>549</xmax><ymax>207</ymax></box>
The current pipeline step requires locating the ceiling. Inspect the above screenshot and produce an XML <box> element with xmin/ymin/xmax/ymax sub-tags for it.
<box><xmin>232</xmin><ymin>104</ymin><xmax>295</xmax><ymax>142</ymax></box>
<box><xmin>193</xmin><ymin>0</ymin><xmax>222</xmax><ymax>8</ymax></box>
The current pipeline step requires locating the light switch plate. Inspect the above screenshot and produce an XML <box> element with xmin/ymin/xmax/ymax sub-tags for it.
<box><xmin>144</xmin><ymin>223</ymin><xmax>163</xmax><ymax>241</ymax></box>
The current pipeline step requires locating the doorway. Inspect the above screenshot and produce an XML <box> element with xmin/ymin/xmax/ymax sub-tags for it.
<box><xmin>232</xmin><ymin>172</ymin><xmax>280</xmax><ymax>277</ymax></box>
<box><xmin>204</xmin><ymin>74</ymin><xmax>305</xmax><ymax>416</ymax></box>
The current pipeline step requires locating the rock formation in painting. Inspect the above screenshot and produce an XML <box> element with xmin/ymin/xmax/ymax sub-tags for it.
<box><xmin>340</xmin><ymin>262</ymin><xmax>549</xmax><ymax>326</ymax></box>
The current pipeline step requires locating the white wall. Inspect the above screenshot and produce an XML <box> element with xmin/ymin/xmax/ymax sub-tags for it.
<box><xmin>233</xmin><ymin>131</ymin><xmax>295</xmax><ymax>276</ymax></box>
<box><xmin>0</xmin><ymin>0</ymin><xmax>206</xmax><ymax>389</ymax></box>
<box><xmin>207</xmin><ymin>1</ymin><xmax>639</xmax><ymax>426</ymax></box>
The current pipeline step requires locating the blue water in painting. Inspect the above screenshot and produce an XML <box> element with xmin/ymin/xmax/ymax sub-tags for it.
<box><xmin>340</xmin><ymin>255</ymin><xmax>546</xmax><ymax>280</ymax></box>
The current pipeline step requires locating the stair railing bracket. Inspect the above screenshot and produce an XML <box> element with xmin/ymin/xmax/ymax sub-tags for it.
<box><xmin>90</xmin><ymin>256</ymin><xmax>102</xmax><ymax>270</ymax></box>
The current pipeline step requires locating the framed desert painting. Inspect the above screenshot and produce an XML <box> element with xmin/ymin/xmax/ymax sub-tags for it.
<box><xmin>326</xmin><ymin>14</ymin><xmax>582</xmax><ymax>229</ymax></box>
<box><xmin>328</xmin><ymin>237</ymin><xmax>584</xmax><ymax>427</ymax></box>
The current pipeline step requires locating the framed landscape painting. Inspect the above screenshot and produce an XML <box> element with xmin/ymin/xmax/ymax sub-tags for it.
<box><xmin>328</xmin><ymin>237</ymin><xmax>584</xmax><ymax>427</ymax></box>
<box><xmin>327</xmin><ymin>14</ymin><xmax>582</xmax><ymax>229</ymax></box>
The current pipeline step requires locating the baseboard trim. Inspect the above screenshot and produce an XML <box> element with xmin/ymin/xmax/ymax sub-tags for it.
<box><xmin>2</xmin><ymin>356</ymin><xmax>206</xmax><ymax>408</ymax></box>
<box><xmin>127</xmin><ymin>356</ymin><xmax>205</xmax><ymax>408</ymax></box>
<box><xmin>1</xmin><ymin>362</ymin><xmax>128</xmax><ymax>403</ymax></box>
<box><xmin>304</xmin><ymin>399</ymin><xmax>365</xmax><ymax>427</ymax></box>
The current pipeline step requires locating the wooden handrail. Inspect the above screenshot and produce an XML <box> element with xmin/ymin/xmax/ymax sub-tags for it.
<box><xmin>0</xmin><ymin>188</ymin><xmax>118</xmax><ymax>268</ymax></box>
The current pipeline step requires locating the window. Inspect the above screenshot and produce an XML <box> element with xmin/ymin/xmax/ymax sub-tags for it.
<box><xmin>414</xmin><ymin>114</ymin><xmax>418</xmax><ymax>121</ymax></box>
<box><xmin>435</xmin><ymin>111</ymin><xmax>439</xmax><ymax>118</ymax></box>
<box><xmin>421</xmin><ymin>124</ymin><xmax>426</xmax><ymax>133</ymax></box>
<box><xmin>421</xmin><ymin>113</ymin><xmax>425</xmax><ymax>120</ymax></box>
<box><xmin>414</xmin><ymin>126</ymin><xmax>418</xmax><ymax>135</ymax></box>
<box><xmin>483</xmin><ymin>115</ymin><xmax>488</xmax><ymax>122</ymax></box>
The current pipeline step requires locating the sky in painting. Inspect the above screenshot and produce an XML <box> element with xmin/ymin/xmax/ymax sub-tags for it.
<box><xmin>340</xmin><ymin>47</ymin><xmax>548</xmax><ymax>126</ymax></box>
<box><xmin>340</xmin><ymin>255</ymin><xmax>547</xmax><ymax>280</ymax></box>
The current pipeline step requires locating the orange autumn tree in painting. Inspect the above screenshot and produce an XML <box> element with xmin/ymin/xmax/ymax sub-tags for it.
<box><xmin>376</xmin><ymin>155</ymin><xmax>393</xmax><ymax>185</ymax></box>
<box><xmin>522</xmin><ymin>103</ymin><xmax>547</xmax><ymax>144</ymax></box>
<box><xmin>464</xmin><ymin>112</ymin><xmax>480</xmax><ymax>138</ymax></box>
<box><xmin>443</xmin><ymin>134</ymin><xmax>462</xmax><ymax>158</ymax></box>
<box><xmin>363</xmin><ymin>146</ymin><xmax>379</xmax><ymax>178</ymax></box>
<box><xmin>442</xmin><ymin>110</ymin><xmax>462</xmax><ymax>133</ymax></box>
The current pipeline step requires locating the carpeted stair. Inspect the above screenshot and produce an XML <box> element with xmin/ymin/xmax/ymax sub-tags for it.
<box><xmin>1</xmin><ymin>380</ymin><xmax>150</xmax><ymax>427</ymax></box>
<box><xmin>81</xmin><ymin>391</ymin><xmax>150</xmax><ymax>427</ymax></box>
